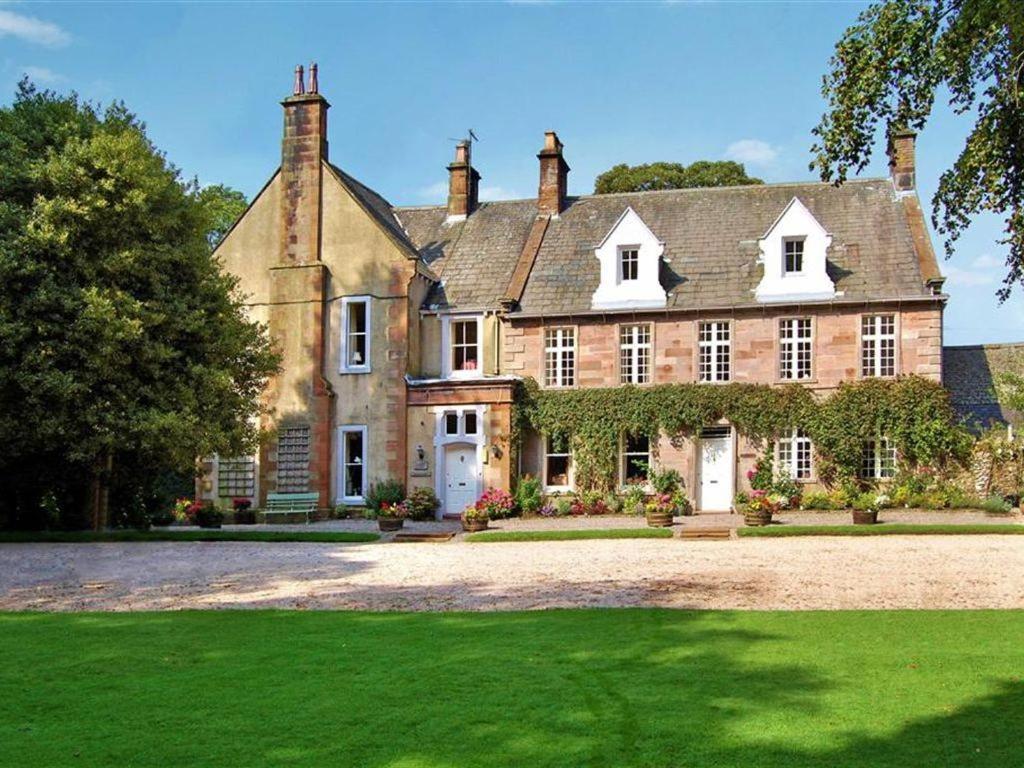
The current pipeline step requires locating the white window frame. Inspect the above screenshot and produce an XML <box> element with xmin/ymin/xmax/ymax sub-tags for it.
<box><xmin>442</xmin><ymin>314</ymin><xmax>484</xmax><ymax>379</ymax></box>
<box><xmin>340</xmin><ymin>296</ymin><xmax>371</xmax><ymax>374</ymax></box>
<box><xmin>861</xmin><ymin>314</ymin><xmax>897</xmax><ymax>378</ymax></box>
<box><xmin>338</xmin><ymin>425</ymin><xmax>368</xmax><ymax>505</ymax></box>
<box><xmin>619</xmin><ymin>323</ymin><xmax>652</xmax><ymax>385</ymax></box>
<box><xmin>776</xmin><ymin>429</ymin><xmax>812</xmax><ymax>481</ymax></box>
<box><xmin>620</xmin><ymin>433</ymin><xmax>652</xmax><ymax>487</ymax></box>
<box><xmin>698</xmin><ymin>321</ymin><xmax>731</xmax><ymax>383</ymax></box>
<box><xmin>442</xmin><ymin>410</ymin><xmax>478</xmax><ymax>438</ymax></box>
<box><xmin>543</xmin><ymin>432</ymin><xmax>573</xmax><ymax>492</ymax></box>
<box><xmin>783</xmin><ymin>237</ymin><xmax>805</xmax><ymax>275</ymax></box>
<box><xmin>860</xmin><ymin>437</ymin><xmax>897</xmax><ymax>480</ymax></box>
<box><xmin>544</xmin><ymin>327</ymin><xmax>576</xmax><ymax>388</ymax></box>
<box><xmin>779</xmin><ymin>317</ymin><xmax>813</xmax><ymax>381</ymax></box>
<box><xmin>619</xmin><ymin>245</ymin><xmax>640</xmax><ymax>282</ymax></box>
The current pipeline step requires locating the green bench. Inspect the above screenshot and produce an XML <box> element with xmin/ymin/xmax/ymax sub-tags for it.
<box><xmin>264</xmin><ymin>492</ymin><xmax>320</xmax><ymax>524</ymax></box>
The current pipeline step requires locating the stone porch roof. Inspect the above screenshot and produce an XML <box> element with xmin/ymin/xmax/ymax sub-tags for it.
<box><xmin>943</xmin><ymin>343</ymin><xmax>1024</xmax><ymax>431</ymax></box>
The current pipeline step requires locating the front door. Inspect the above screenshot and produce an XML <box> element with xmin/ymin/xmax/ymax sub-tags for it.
<box><xmin>443</xmin><ymin>445</ymin><xmax>478</xmax><ymax>516</ymax></box>
<box><xmin>699</xmin><ymin>427</ymin><xmax>734</xmax><ymax>511</ymax></box>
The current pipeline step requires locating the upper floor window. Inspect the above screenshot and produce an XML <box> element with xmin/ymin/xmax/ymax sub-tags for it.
<box><xmin>544</xmin><ymin>432</ymin><xmax>572</xmax><ymax>490</ymax></box>
<box><xmin>620</xmin><ymin>324</ymin><xmax>652</xmax><ymax>385</ymax></box>
<box><xmin>544</xmin><ymin>327</ymin><xmax>576</xmax><ymax>388</ymax></box>
<box><xmin>776</xmin><ymin>429</ymin><xmax>812</xmax><ymax>480</ymax></box>
<box><xmin>621</xmin><ymin>433</ymin><xmax>651</xmax><ymax>485</ymax></box>
<box><xmin>779</xmin><ymin>318</ymin><xmax>812</xmax><ymax>380</ymax></box>
<box><xmin>699</xmin><ymin>321</ymin><xmax>731</xmax><ymax>382</ymax></box>
<box><xmin>861</xmin><ymin>438</ymin><xmax>896</xmax><ymax>480</ymax></box>
<box><xmin>443</xmin><ymin>316</ymin><xmax>483</xmax><ymax>378</ymax></box>
<box><xmin>340</xmin><ymin>297</ymin><xmax>370</xmax><ymax>373</ymax></box>
<box><xmin>783</xmin><ymin>237</ymin><xmax>805</xmax><ymax>274</ymax></box>
<box><xmin>619</xmin><ymin>247</ymin><xmax>639</xmax><ymax>281</ymax></box>
<box><xmin>861</xmin><ymin>314</ymin><xmax>896</xmax><ymax>378</ymax></box>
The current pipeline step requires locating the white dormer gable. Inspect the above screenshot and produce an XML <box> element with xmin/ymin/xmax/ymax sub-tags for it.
<box><xmin>591</xmin><ymin>207</ymin><xmax>667</xmax><ymax>310</ymax></box>
<box><xmin>755</xmin><ymin>197</ymin><xmax>837</xmax><ymax>303</ymax></box>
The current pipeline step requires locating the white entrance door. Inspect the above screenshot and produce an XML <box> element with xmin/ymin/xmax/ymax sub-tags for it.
<box><xmin>444</xmin><ymin>445</ymin><xmax>478</xmax><ymax>516</ymax></box>
<box><xmin>699</xmin><ymin>429</ymin><xmax>734</xmax><ymax>511</ymax></box>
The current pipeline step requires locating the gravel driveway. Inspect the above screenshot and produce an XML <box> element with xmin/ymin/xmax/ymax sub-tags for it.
<box><xmin>1</xmin><ymin>535</ymin><xmax>1022</xmax><ymax>611</ymax></box>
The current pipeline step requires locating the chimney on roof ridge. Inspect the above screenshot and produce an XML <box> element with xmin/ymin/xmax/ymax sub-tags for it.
<box><xmin>447</xmin><ymin>140</ymin><xmax>480</xmax><ymax>221</ymax></box>
<box><xmin>537</xmin><ymin>130</ymin><xmax>569</xmax><ymax>216</ymax></box>
<box><xmin>888</xmin><ymin>128</ymin><xmax>916</xmax><ymax>194</ymax></box>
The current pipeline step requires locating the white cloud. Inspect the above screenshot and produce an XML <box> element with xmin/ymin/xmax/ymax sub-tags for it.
<box><xmin>971</xmin><ymin>253</ymin><xmax>1001</xmax><ymax>269</ymax></box>
<box><xmin>479</xmin><ymin>185</ymin><xmax>519</xmax><ymax>202</ymax></box>
<box><xmin>0</xmin><ymin>10</ymin><xmax>71</xmax><ymax>47</ymax></box>
<box><xmin>943</xmin><ymin>264</ymin><xmax>994</xmax><ymax>287</ymax></box>
<box><xmin>725</xmin><ymin>139</ymin><xmax>779</xmax><ymax>166</ymax></box>
<box><xmin>21</xmin><ymin>65</ymin><xmax>63</xmax><ymax>83</ymax></box>
<box><xmin>417</xmin><ymin>181</ymin><xmax>448</xmax><ymax>201</ymax></box>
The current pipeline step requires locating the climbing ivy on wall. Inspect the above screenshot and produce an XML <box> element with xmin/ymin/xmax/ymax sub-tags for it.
<box><xmin>513</xmin><ymin>376</ymin><xmax>970</xmax><ymax>491</ymax></box>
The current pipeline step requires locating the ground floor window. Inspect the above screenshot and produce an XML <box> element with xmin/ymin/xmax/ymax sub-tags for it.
<box><xmin>276</xmin><ymin>426</ymin><xmax>310</xmax><ymax>492</ymax></box>
<box><xmin>544</xmin><ymin>432</ymin><xmax>572</xmax><ymax>490</ymax></box>
<box><xmin>218</xmin><ymin>456</ymin><xmax>256</xmax><ymax>498</ymax></box>
<box><xmin>776</xmin><ymin>429</ymin><xmax>812</xmax><ymax>481</ymax></box>
<box><xmin>621</xmin><ymin>434</ymin><xmax>651</xmax><ymax>485</ymax></box>
<box><xmin>860</xmin><ymin>438</ymin><xmax>896</xmax><ymax>480</ymax></box>
<box><xmin>340</xmin><ymin>426</ymin><xmax>367</xmax><ymax>502</ymax></box>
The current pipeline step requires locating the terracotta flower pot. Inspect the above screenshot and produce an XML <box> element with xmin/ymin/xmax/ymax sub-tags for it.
<box><xmin>743</xmin><ymin>509</ymin><xmax>772</xmax><ymax>527</ymax></box>
<box><xmin>462</xmin><ymin>517</ymin><xmax>489</xmax><ymax>532</ymax></box>
<box><xmin>646</xmin><ymin>510</ymin><xmax>674</xmax><ymax>528</ymax></box>
<box><xmin>377</xmin><ymin>517</ymin><xmax>405</xmax><ymax>532</ymax></box>
<box><xmin>852</xmin><ymin>509</ymin><xmax>878</xmax><ymax>525</ymax></box>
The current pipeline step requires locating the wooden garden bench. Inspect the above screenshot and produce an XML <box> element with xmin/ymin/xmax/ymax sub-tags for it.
<box><xmin>264</xmin><ymin>492</ymin><xmax>319</xmax><ymax>524</ymax></box>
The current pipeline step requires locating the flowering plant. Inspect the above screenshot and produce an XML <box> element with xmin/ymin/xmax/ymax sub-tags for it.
<box><xmin>462</xmin><ymin>504</ymin><xmax>489</xmax><ymax>521</ymax></box>
<box><xmin>644</xmin><ymin>493</ymin><xmax>676</xmax><ymax>516</ymax></box>
<box><xmin>747</xmin><ymin>490</ymin><xmax>787</xmax><ymax>515</ymax></box>
<box><xmin>471</xmin><ymin>488</ymin><xmax>516</xmax><ymax>519</ymax></box>
<box><xmin>172</xmin><ymin>498</ymin><xmax>192</xmax><ymax>523</ymax></box>
<box><xmin>378</xmin><ymin>501</ymin><xmax>410</xmax><ymax>519</ymax></box>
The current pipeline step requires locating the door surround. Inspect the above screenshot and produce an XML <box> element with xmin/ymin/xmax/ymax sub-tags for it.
<box><xmin>432</xmin><ymin>405</ymin><xmax>487</xmax><ymax>519</ymax></box>
<box><xmin>697</xmin><ymin>425</ymin><xmax>735</xmax><ymax>512</ymax></box>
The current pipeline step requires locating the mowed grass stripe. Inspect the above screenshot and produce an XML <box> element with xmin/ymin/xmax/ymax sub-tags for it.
<box><xmin>465</xmin><ymin>528</ymin><xmax>674</xmax><ymax>542</ymax></box>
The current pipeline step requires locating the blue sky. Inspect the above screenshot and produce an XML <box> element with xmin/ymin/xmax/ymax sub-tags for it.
<box><xmin>1</xmin><ymin>0</ymin><xmax>1021</xmax><ymax>345</ymax></box>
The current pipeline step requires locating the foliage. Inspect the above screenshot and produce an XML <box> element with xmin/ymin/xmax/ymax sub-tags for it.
<box><xmin>740</xmin><ymin>524</ymin><xmax>1024</xmax><ymax>537</ymax></box>
<box><xmin>979</xmin><ymin>494</ymin><xmax>1013</xmax><ymax>514</ymax></box>
<box><xmin>746</xmin><ymin>489</ymin><xmax>788</xmax><ymax>516</ymax></box>
<box><xmin>365</xmin><ymin>480</ymin><xmax>405</xmax><ymax>513</ymax></box>
<box><xmin>811</xmin><ymin>0</ymin><xmax>1024</xmax><ymax>300</ymax></box>
<box><xmin>801</xmin><ymin>491</ymin><xmax>837</xmax><ymax>510</ymax></box>
<box><xmin>515</xmin><ymin>475</ymin><xmax>544</xmax><ymax>517</ymax></box>
<box><xmin>187</xmin><ymin>503</ymin><xmax>225</xmax><ymax>529</ymax></box>
<box><xmin>747</xmin><ymin>456</ymin><xmax>774</xmax><ymax>492</ymax></box>
<box><xmin>644</xmin><ymin>493</ymin><xmax>677</xmax><ymax>517</ymax></box>
<box><xmin>594</xmin><ymin>160</ymin><xmax>763</xmax><ymax>194</ymax></box>
<box><xmin>622</xmin><ymin>484</ymin><xmax>648</xmax><ymax>515</ymax></box>
<box><xmin>650</xmin><ymin>467</ymin><xmax>683</xmax><ymax>495</ymax></box>
<box><xmin>197</xmin><ymin>184</ymin><xmax>249</xmax><ymax>248</ymax></box>
<box><xmin>403</xmin><ymin>487</ymin><xmax>440</xmax><ymax>521</ymax></box>
<box><xmin>468</xmin><ymin>488</ymin><xmax>516</xmax><ymax>520</ymax></box>
<box><xmin>733</xmin><ymin>491</ymin><xmax>751</xmax><ymax>509</ymax></box>
<box><xmin>0</xmin><ymin>79</ymin><xmax>278</xmax><ymax>530</ymax></box>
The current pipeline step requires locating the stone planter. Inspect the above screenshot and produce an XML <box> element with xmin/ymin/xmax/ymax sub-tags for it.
<box><xmin>852</xmin><ymin>509</ymin><xmax>878</xmax><ymax>525</ymax></box>
<box><xmin>743</xmin><ymin>509</ymin><xmax>773</xmax><ymax>527</ymax></box>
<box><xmin>462</xmin><ymin>517</ymin><xmax>489</xmax><ymax>532</ymax></box>
<box><xmin>377</xmin><ymin>517</ymin><xmax>405</xmax><ymax>532</ymax></box>
<box><xmin>645</xmin><ymin>510</ymin><xmax>674</xmax><ymax>528</ymax></box>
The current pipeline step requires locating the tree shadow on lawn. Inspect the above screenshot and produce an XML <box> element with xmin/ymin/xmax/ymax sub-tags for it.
<box><xmin>1</xmin><ymin>610</ymin><xmax>1021</xmax><ymax>767</ymax></box>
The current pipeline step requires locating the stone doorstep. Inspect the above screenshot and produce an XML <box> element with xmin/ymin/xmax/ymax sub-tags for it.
<box><xmin>679</xmin><ymin>528</ymin><xmax>733</xmax><ymax>540</ymax></box>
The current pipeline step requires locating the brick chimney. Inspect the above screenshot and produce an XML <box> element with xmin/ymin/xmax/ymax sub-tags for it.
<box><xmin>447</xmin><ymin>140</ymin><xmax>480</xmax><ymax>221</ymax></box>
<box><xmin>281</xmin><ymin>63</ymin><xmax>329</xmax><ymax>263</ymax></box>
<box><xmin>537</xmin><ymin>131</ymin><xmax>569</xmax><ymax>216</ymax></box>
<box><xmin>887</xmin><ymin>128</ymin><xmax>916</xmax><ymax>194</ymax></box>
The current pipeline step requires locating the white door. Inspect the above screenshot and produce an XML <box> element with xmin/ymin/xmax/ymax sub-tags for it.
<box><xmin>444</xmin><ymin>445</ymin><xmax>478</xmax><ymax>516</ymax></box>
<box><xmin>699</xmin><ymin>430</ymin><xmax>734</xmax><ymax>511</ymax></box>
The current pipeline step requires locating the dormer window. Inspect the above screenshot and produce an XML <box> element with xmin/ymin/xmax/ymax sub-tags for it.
<box><xmin>619</xmin><ymin>247</ymin><xmax>639</xmax><ymax>281</ymax></box>
<box><xmin>783</xmin><ymin>238</ymin><xmax>804</xmax><ymax>275</ymax></box>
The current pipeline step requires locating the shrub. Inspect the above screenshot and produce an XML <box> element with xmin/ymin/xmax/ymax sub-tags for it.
<box><xmin>538</xmin><ymin>502</ymin><xmax>558</xmax><ymax>517</ymax></box>
<box><xmin>515</xmin><ymin>475</ymin><xmax>543</xmax><ymax>517</ymax></box>
<box><xmin>650</xmin><ymin>467</ymin><xmax>683</xmax><ymax>495</ymax></box>
<box><xmin>622</xmin><ymin>483</ymin><xmax>647</xmax><ymax>515</ymax></box>
<box><xmin>747</xmin><ymin>456</ymin><xmax>773</xmax><ymax>492</ymax></box>
<box><xmin>554</xmin><ymin>498</ymin><xmax>573</xmax><ymax>516</ymax></box>
<box><xmin>672</xmin><ymin>489</ymin><xmax>693</xmax><ymax>516</ymax></box>
<box><xmin>801</xmin><ymin>491</ymin><xmax>835</xmax><ymax>510</ymax></box>
<box><xmin>404</xmin><ymin>487</ymin><xmax>440</xmax><ymax>520</ymax></box>
<box><xmin>603</xmin><ymin>493</ymin><xmax>625</xmax><ymax>515</ymax></box>
<box><xmin>733</xmin><ymin>491</ymin><xmax>750</xmax><ymax>510</ymax></box>
<box><xmin>474</xmin><ymin>488</ymin><xmax>517</xmax><ymax>519</ymax></box>
<box><xmin>980</xmin><ymin>495</ymin><xmax>1013</xmax><ymax>514</ymax></box>
<box><xmin>771</xmin><ymin>469</ymin><xmax>802</xmax><ymax>506</ymax></box>
<box><xmin>366</xmin><ymin>479</ymin><xmax>405</xmax><ymax>512</ymax></box>
<box><xmin>188</xmin><ymin>503</ymin><xmax>225</xmax><ymax>528</ymax></box>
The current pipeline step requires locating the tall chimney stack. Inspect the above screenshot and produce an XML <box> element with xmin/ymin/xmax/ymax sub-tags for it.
<box><xmin>888</xmin><ymin>128</ymin><xmax>916</xmax><ymax>194</ymax></box>
<box><xmin>537</xmin><ymin>131</ymin><xmax>569</xmax><ymax>216</ymax></box>
<box><xmin>447</xmin><ymin>140</ymin><xmax>480</xmax><ymax>221</ymax></box>
<box><xmin>280</xmin><ymin>62</ymin><xmax>329</xmax><ymax>263</ymax></box>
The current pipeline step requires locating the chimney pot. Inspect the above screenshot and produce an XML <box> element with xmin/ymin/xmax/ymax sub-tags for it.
<box><xmin>309</xmin><ymin>62</ymin><xmax>319</xmax><ymax>94</ymax></box>
<box><xmin>537</xmin><ymin>130</ymin><xmax>569</xmax><ymax>216</ymax></box>
<box><xmin>293</xmin><ymin>65</ymin><xmax>305</xmax><ymax>96</ymax></box>
<box><xmin>888</xmin><ymin>128</ymin><xmax>916</xmax><ymax>193</ymax></box>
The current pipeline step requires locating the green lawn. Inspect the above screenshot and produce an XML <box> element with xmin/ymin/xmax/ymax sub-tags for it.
<box><xmin>466</xmin><ymin>527</ymin><xmax>673</xmax><ymax>542</ymax></box>
<box><xmin>0</xmin><ymin>530</ymin><xmax>380</xmax><ymax>544</ymax></box>
<box><xmin>1</xmin><ymin>610</ymin><xmax>1022</xmax><ymax>767</ymax></box>
<box><xmin>739</xmin><ymin>523</ymin><xmax>1024</xmax><ymax>537</ymax></box>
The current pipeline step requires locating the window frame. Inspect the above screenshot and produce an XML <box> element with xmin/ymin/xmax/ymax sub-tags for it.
<box><xmin>543</xmin><ymin>432</ymin><xmax>573</xmax><ymax>492</ymax></box>
<box><xmin>619</xmin><ymin>322</ymin><xmax>653</xmax><ymax>385</ymax></box>
<box><xmin>775</xmin><ymin>428</ymin><xmax>813</xmax><ymax>481</ymax></box>
<box><xmin>778</xmin><ymin>317</ymin><xmax>814</xmax><ymax>381</ymax></box>
<box><xmin>543</xmin><ymin>326</ymin><xmax>577</xmax><ymax>388</ymax></box>
<box><xmin>620</xmin><ymin>433</ymin><xmax>652</xmax><ymax>487</ymax></box>
<box><xmin>339</xmin><ymin>296</ymin><xmax>371</xmax><ymax>374</ymax></box>
<box><xmin>783</xmin><ymin>236</ymin><xmax>805</xmax><ymax>275</ymax></box>
<box><xmin>860</xmin><ymin>313</ymin><xmax>898</xmax><ymax>379</ymax></box>
<box><xmin>338</xmin><ymin>425</ymin><xmax>368</xmax><ymax>505</ymax></box>
<box><xmin>698</xmin><ymin>320</ymin><xmax>732</xmax><ymax>383</ymax></box>
<box><xmin>860</xmin><ymin>437</ymin><xmax>897</xmax><ymax>480</ymax></box>
<box><xmin>442</xmin><ymin>315</ymin><xmax>484</xmax><ymax>379</ymax></box>
<box><xmin>618</xmin><ymin>245</ymin><xmax>641</xmax><ymax>282</ymax></box>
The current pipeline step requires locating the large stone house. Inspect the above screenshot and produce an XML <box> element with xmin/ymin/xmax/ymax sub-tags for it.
<box><xmin>198</xmin><ymin>67</ymin><xmax>946</xmax><ymax>516</ymax></box>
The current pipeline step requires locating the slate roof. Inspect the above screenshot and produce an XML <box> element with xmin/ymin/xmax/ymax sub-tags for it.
<box><xmin>943</xmin><ymin>343</ymin><xmax>1024</xmax><ymax>430</ymax></box>
<box><xmin>395</xmin><ymin>178</ymin><xmax>939</xmax><ymax>315</ymax></box>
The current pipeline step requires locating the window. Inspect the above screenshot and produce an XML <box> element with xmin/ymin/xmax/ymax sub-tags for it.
<box><xmin>699</xmin><ymin>321</ymin><xmax>731</xmax><ymax>382</ymax></box>
<box><xmin>276</xmin><ymin>426</ymin><xmax>310</xmax><ymax>492</ymax></box>
<box><xmin>463</xmin><ymin>412</ymin><xmax>478</xmax><ymax>435</ymax></box>
<box><xmin>620</xmin><ymin>247</ymin><xmax>639</xmax><ymax>281</ymax></box>
<box><xmin>444</xmin><ymin>412</ymin><xmax>459</xmax><ymax>436</ymax></box>
<box><xmin>861</xmin><ymin>438</ymin><xmax>896</xmax><ymax>480</ymax></box>
<box><xmin>441</xmin><ymin>409</ymin><xmax>481</xmax><ymax>439</ymax></box>
<box><xmin>621</xmin><ymin>434</ymin><xmax>651</xmax><ymax>485</ymax></box>
<box><xmin>340</xmin><ymin>297</ymin><xmax>370</xmax><ymax>373</ymax></box>
<box><xmin>218</xmin><ymin>456</ymin><xmax>256</xmax><ymax>498</ymax></box>
<box><xmin>776</xmin><ymin>429</ymin><xmax>812</xmax><ymax>481</ymax></box>
<box><xmin>779</xmin><ymin>318</ymin><xmax>812</xmax><ymax>380</ymax></box>
<box><xmin>783</xmin><ymin>238</ymin><xmax>805</xmax><ymax>274</ymax></box>
<box><xmin>340</xmin><ymin>426</ymin><xmax>367</xmax><ymax>502</ymax></box>
<box><xmin>620</xmin><ymin>324</ymin><xmax>652</xmax><ymax>385</ymax></box>
<box><xmin>544</xmin><ymin>327</ymin><xmax>576</xmax><ymax>388</ymax></box>
<box><xmin>447</xmin><ymin>317</ymin><xmax>481</xmax><ymax>377</ymax></box>
<box><xmin>544</xmin><ymin>432</ymin><xmax>572</xmax><ymax>490</ymax></box>
<box><xmin>861</xmin><ymin>314</ymin><xmax>896</xmax><ymax>378</ymax></box>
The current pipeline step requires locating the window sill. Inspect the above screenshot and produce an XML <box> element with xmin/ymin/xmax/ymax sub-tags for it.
<box><xmin>337</xmin><ymin>496</ymin><xmax>366</xmax><ymax>506</ymax></box>
<box><xmin>339</xmin><ymin>367</ymin><xmax>371</xmax><ymax>375</ymax></box>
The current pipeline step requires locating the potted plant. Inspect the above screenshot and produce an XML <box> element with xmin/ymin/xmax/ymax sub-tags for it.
<box><xmin>403</xmin><ymin>487</ymin><xmax>441</xmax><ymax>521</ymax></box>
<box><xmin>672</xmin><ymin>489</ymin><xmax>693</xmax><ymax>517</ymax></box>
<box><xmin>187</xmin><ymin>501</ymin><xmax>225</xmax><ymax>529</ymax></box>
<box><xmin>461</xmin><ymin>488</ymin><xmax>515</xmax><ymax>531</ymax></box>
<box><xmin>461</xmin><ymin>504</ymin><xmax>490</xmax><ymax>532</ymax></box>
<box><xmin>851</xmin><ymin>492</ymin><xmax>886</xmax><ymax>525</ymax></box>
<box><xmin>374</xmin><ymin>501</ymin><xmax>408</xmax><ymax>531</ymax></box>
<box><xmin>232</xmin><ymin>497</ymin><xmax>256</xmax><ymax>525</ymax></box>
<box><xmin>645</xmin><ymin>493</ymin><xmax>676</xmax><ymax>527</ymax></box>
<box><xmin>365</xmin><ymin>479</ymin><xmax>406</xmax><ymax>530</ymax></box>
<box><xmin>743</xmin><ymin>490</ymin><xmax>784</xmax><ymax>527</ymax></box>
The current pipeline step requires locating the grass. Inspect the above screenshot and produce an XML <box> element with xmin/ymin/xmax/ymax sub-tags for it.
<box><xmin>0</xmin><ymin>530</ymin><xmax>380</xmax><ymax>544</ymax></box>
<box><xmin>465</xmin><ymin>527</ymin><xmax>673</xmax><ymax>542</ymax></box>
<box><xmin>739</xmin><ymin>523</ymin><xmax>1024</xmax><ymax>537</ymax></box>
<box><xmin>1</xmin><ymin>610</ymin><xmax>1022</xmax><ymax>767</ymax></box>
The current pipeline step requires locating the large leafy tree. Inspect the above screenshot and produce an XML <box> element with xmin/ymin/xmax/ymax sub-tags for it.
<box><xmin>0</xmin><ymin>81</ymin><xmax>278</xmax><ymax>529</ymax></box>
<box><xmin>811</xmin><ymin>0</ymin><xmax>1024</xmax><ymax>300</ymax></box>
<box><xmin>198</xmin><ymin>184</ymin><xmax>249</xmax><ymax>248</ymax></box>
<box><xmin>594</xmin><ymin>160</ymin><xmax>763</xmax><ymax>194</ymax></box>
